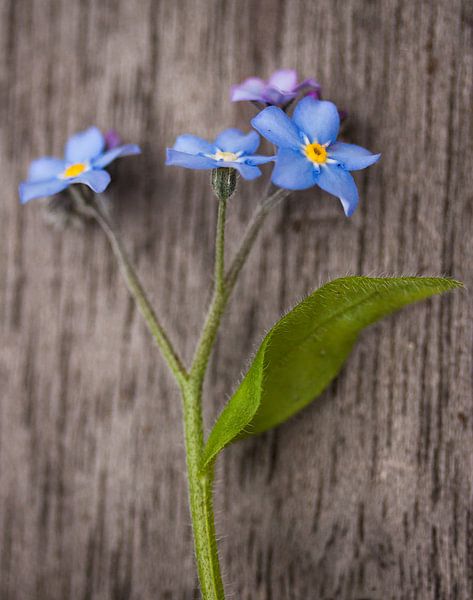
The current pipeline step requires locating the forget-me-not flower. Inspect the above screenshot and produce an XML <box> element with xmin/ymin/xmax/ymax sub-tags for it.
<box><xmin>19</xmin><ymin>127</ymin><xmax>140</xmax><ymax>204</ymax></box>
<box><xmin>166</xmin><ymin>128</ymin><xmax>273</xmax><ymax>180</ymax></box>
<box><xmin>251</xmin><ymin>97</ymin><xmax>380</xmax><ymax>216</ymax></box>
<box><xmin>231</xmin><ymin>69</ymin><xmax>320</xmax><ymax>107</ymax></box>
<box><xmin>104</xmin><ymin>129</ymin><xmax>122</xmax><ymax>150</ymax></box>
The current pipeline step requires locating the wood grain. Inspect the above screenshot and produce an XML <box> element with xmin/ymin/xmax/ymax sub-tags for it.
<box><xmin>1</xmin><ymin>0</ymin><xmax>472</xmax><ymax>598</ymax></box>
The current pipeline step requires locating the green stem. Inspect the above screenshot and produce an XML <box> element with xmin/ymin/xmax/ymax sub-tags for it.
<box><xmin>183</xmin><ymin>193</ymin><xmax>228</xmax><ymax>599</ymax></box>
<box><xmin>225</xmin><ymin>188</ymin><xmax>289</xmax><ymax>293</ymax></box>
<box><xmin>182</xmin><ymin>380</ymin><xmax>223</xmax><ymax>600</ymax></box>
<box><xmin>70</xmin><ymin>187</ymin><xmax>188</xmax><ymax>387</ymax></box>
<box><xmin>183</xmin><ymin>187</ymin><xmax>288</xmax><ymax>599</ymax></box>
<box><xmin>190</xmin><ymin>195</ymin><xmax>228</xmax><ymax>382</ymax></box>
<box><xmin>71</xmin><ymin>180</ymin><xmax>288</xmax><ymax>600</ymax></box>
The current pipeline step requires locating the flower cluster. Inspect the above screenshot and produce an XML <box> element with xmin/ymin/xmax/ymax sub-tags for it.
<box><xmin>20</xmin><ymin>69</ymin><xmax>380</xmax><ymax>217</ymax></box>
<box><xmin>167</xmin><ymin>69</ymin><xmax>380</xmax><ymax>216</ymax></box>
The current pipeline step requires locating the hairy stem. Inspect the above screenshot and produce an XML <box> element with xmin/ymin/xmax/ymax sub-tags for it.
<box><xmin>70</xmin><ymin>187</ymin><xmax>188</xmax><ymax>387</ymax></box>
<box><xmin>71</xmin><ymin>180</ymin><xmax>289</xmax><ymax>600</ymax></box>
<box><xmin>190</xmin><ymin>195</ymin><xmax>228</xmax><ymax>383</ymax></box>
<box><xmin>184</xmin><ymin>186</ymin><xmax>289</xmax><ymax>599</ymax></box>
<box><xmin>225</xmin><ymin>188</ymin><xmax>290</xmax><ymax>293</ymax></box>
<box><xmin>184</xmin><ymin>193</ymin><xmax>228</xmax><ymax>599</ymax></box>
<box><xmin>182</xmin><ymin>380</ymin><xmax>224</xmax><ymax>600</ymax></box>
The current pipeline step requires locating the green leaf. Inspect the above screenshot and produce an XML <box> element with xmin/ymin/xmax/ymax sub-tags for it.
<box><xmin>201</xmin><ymin>276</ymin><xmax>461</xmax><ymax>470</ymax></box>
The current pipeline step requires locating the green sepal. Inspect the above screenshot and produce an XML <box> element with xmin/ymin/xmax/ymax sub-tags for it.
<box><xmin>211</xmin><ymin>168</ymin><xmax>237</xmax><ymax>200</ymax></box>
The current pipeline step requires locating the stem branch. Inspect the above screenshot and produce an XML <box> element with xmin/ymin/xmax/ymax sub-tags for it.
<box><xmin>225</xmin><ymin>188</ymin><xmax>289</xmax><ymax>293</ymax></box>
<box><xmin>70</xmin><ymin>187</ymin><xmax>188</xmax><ymax>387</ymax></box>
<box><xmin>182</xmin><ymin>186</ymin><xmax>288</xmax><ymax>598</ymax></box>
<box><xmin>71</xmin><ymin>178</ymin><xmax>289</xmax><ymax>600</ymax></box>
<box><xmin>183</xmin><ymin>192</ymin><xmax>228</xmax><ymax>599</ymax></box>
<box><xmin>190</xmin><ymin>195</ymin><xmax>228</xmax><ymax>383</ymax></box>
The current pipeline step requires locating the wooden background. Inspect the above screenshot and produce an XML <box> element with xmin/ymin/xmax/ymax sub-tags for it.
<box><xmin>1</xmin><ymin>1</ymin><xmax>472</xmax><ymax>598</ymax></box>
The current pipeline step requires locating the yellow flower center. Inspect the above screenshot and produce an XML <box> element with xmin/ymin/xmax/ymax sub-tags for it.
<box><xmin>61</xmin><ymin>162</ymin><xmax>88</xmax><ymax>178</ymax></box>
<box><xmin>213</xmin><ymin>150</ymin><xmax>239</xmax><ymax>162</ymax></box>
<box><xmin>304</xmin><ymin>142</ymin><xmax>328</xmax><ymax>164</ymax></box>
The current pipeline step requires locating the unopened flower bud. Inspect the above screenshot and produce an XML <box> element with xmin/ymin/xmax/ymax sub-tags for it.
<box><xmin>211</xmin><ymin>167</ymin><xmax>237</xmax><ymax>201</ymax></box>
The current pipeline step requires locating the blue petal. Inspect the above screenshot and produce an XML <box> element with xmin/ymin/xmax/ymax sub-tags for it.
<box><xmin>214</xmin><ymin>129</ymin><xmax>260</xmax><ymax>154</ymax></box>
<box><xmin>19</xmin><ymin>178</ymin><xmax>68</xmax><ymax>204</ymax></box>
<box><xmin>65</xmin><ymin>127</ymin><xmax>105</xmax><ymax>163</ymax></box>
<box><xmin>293</xmin><ymin>98</ymin><xmax>340</xmax><ymax>144</ymax></box>
<box><xmin>27</xmin><ymin>157</ymin><xmax>65</xmax><ymax>182</ymax></box>
<box><xmin>173</xmin><ymin>135</ymin><xmax>214</xmax><ymax>155</ymax></box>
<box><xmin>166</xmin><ymin>149</ymin><xmax>216</xmax><ymax>170</ymax></box>
<box><xmin>244</xmin><ymin>154</ymin><xmax>275</xmax><ymax>165</ymax></box>
<box><xmin>92</xmin><ymin>144</ymin><xmax>141</xmax><ymax>169</ymax></box>
<box><xmin>317</xmin><ymin>164</ymin><xmax>359</xmax><ymax>216</ymax></box>
<box><xmin>251</xmin><ymin>107</ymin><xmax>301</xmax><ymax>150</ymax></box>
<box><xmin>231</xmin><ymin>163</ymin><xmax>262</xmax><ymax>180</ymax></box>
<box><xmin>69</xmin><ymin>169</ymin><xmax>111</xmax><ymax>193</ymax></box>
<box><xmin>271</xmin><ymin>148</ymin><xmax>318</xmax><ymax>190</ymax></box>
<box><xmin>328</xmin><ymin>142</ymin><xmax>381</xmax><ymax>171</ymax></box>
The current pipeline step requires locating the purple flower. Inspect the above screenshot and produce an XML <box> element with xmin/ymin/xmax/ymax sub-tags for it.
<box><xmin>19</xmin><ymin>127</ymin><xmax>141</xmax><ymax>204</ymax></box>
<box><xmin>104</xmin><ymin>129</ymin><xmax>122</xmax><ymax>150</ymax></box>
<box><xmin>231</xmin><ymin>69</ymin><xmax>320</xmax><ymax>107</ymax></box>
<box><xmin>166</xmin><ymin>128</ymin><xmax>273</xmax><ymax>180</ymax></box>
<box><xmin>251</xmin><ymin>97</ymin><xmax>381</xmax><ymax>216</ymax></box>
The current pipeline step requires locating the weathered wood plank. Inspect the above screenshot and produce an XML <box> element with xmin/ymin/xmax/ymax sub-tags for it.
<box><xmin>0</xmin><ymin>0</ymin><xmax>472</xmax><ymax>598</ymax></box>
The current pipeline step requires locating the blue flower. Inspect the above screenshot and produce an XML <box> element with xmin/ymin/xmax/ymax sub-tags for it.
<box><xmin>19</xmin><ymin>127</ymin><xmax>141</xmax><ymax>204</ymax></box>
<box><xmin>166</xmin><ymin>128</ymin><xmax>273</xmax><ymax>180</ymax></box>
<box><xmin>251</xmin><ymin>97</ymin><xmax>381</xmax><ymax>216</ymax></box>
<box><xmin>231</xmin><ymin>69</ymin><xmax>320</xmax><ymax>107</ymax></box>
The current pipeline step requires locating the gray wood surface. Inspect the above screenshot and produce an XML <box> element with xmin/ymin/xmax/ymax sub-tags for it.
<box><xmin>1</xmin><ymin>1</ymin><xmax>472</xmax><ymax>598</ymax></box>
